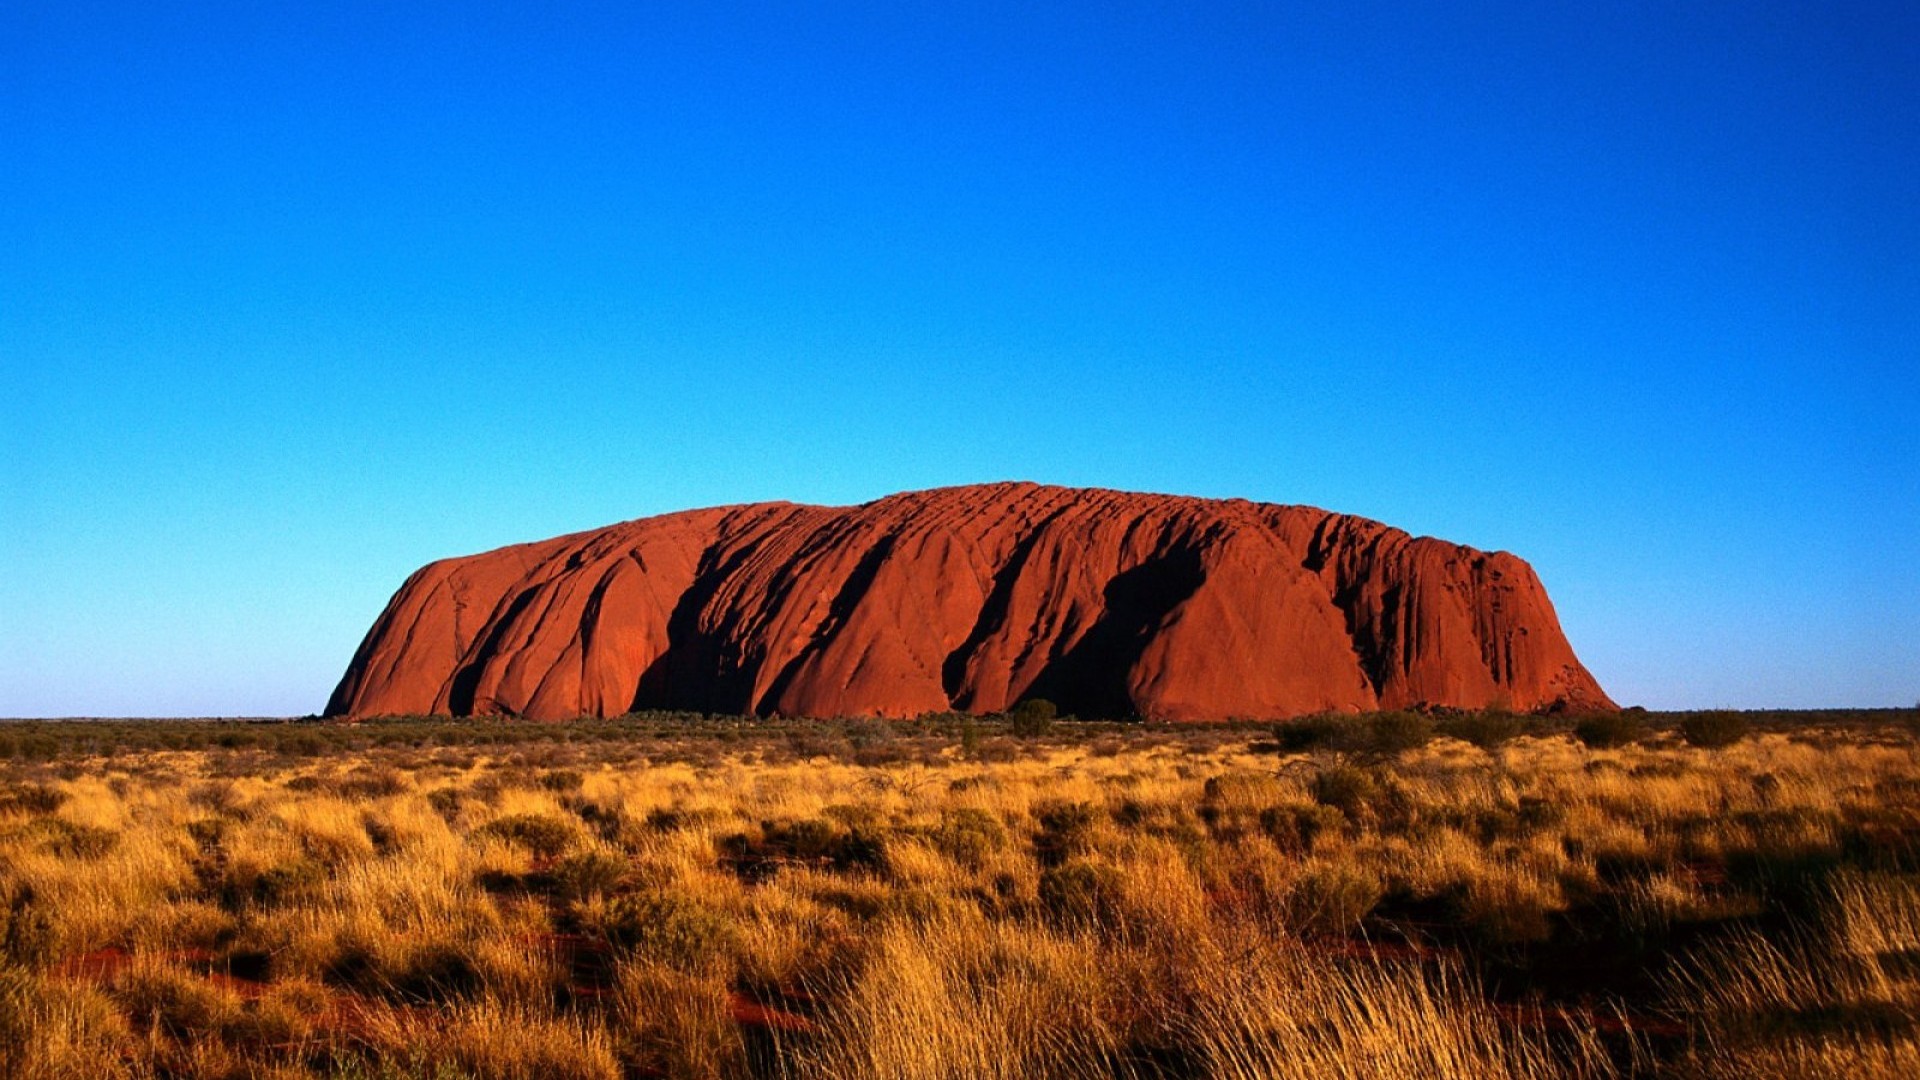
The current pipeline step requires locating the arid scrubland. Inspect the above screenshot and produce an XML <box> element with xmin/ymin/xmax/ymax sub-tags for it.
<box><xmin>1</xmin><ymin>712</ymin><xmax>1916</xmax><ymax>1079</ymax></box>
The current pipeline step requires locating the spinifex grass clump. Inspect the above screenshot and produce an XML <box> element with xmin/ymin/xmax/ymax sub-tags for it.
<box><xmin>0</xmin><ymin>708</ymin><xmax>1914</xmax><ymax>1078</ymax></box>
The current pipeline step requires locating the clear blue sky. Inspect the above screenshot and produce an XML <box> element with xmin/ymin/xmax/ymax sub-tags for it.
<box><xmin>4</xmin><ymin>2</ymin><xmax>1916</xmax><ymax>716</ymax></box>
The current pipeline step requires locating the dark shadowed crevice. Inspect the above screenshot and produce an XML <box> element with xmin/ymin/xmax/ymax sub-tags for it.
<box><xmin>754</xmin><ymin>532</ymin><xmax>897</xmax><ymax>715</ymax></box>
<box><xmin>445</xmin><ymin>584</ymin><xmax>546</xmax><ymax>715</ymax></box>
<box><xmin>1333</xmin><ymin>579</ymin><xmax>1397</xmax><ymax>700</ymax></box>
<box><xmin>1315</xmin><ymin>523</ymin><xmax>1401</xmax><ymax>702</ymax></box>
<box><xmin>575</xmin><ymin>563</ymin><xmax>623</xmax><ymax>654</ymax></box>
<box><xmin>1022</xmin><ymin>547</ymin><xmax>1207</xmax><ymax>720</ymax></box>
<box><xmin>628</xmin><ymin>530</ymin><xmax>780</xmax><ymax>715</ymax></box>
<box><xmin>1302</xmin><ymin>514</ymin><xmax>1339</xmax><ymax>574</ymax></box>
<box><xmin>942</xmin><ymin>523</ymin><xmax>1055</xmax><ymax>708</ymax></box>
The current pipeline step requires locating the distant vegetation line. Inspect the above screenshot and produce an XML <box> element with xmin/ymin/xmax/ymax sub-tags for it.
<box><xmin>0</xmin><ymin>708</ymin><xmax>1914</xmax><ymax>762</ymax></box>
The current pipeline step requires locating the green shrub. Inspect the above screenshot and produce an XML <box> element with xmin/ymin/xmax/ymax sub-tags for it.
<box><xmin>1259</xmin><ymin>804</ymin><xmax>1348</xmax><ymax>853</ymax></box>
<box><xmin>1310</xmin><ymin>765</ymin><xmax>1379</xmax><ymax>817</ymax></box>
<box><xmin>1274</xmin><ymin>712</ymin><xmax>1433</xmax><ymax>758</ymax></box>
<box><xmin>1273</xmin><ymin>714</ymin><xmax>1356</xmax><ymax>753</ymax></box>
<box><xmin>111</xmin><ymin>964</ymin><xmax>235</xmax><ymax>1039</ymax></box>
<box><xmin>932</xmin><ymin>808</ymin><xmax>1006</xmax><ymax>868</ymax></box>
<box><xmin>767</xmin><ymin>817</ymin><xmax>838</xmax><ymax>860</ymax></box>
<box><xmin>1363</xmin><ymin>711</ymin><xmax>1435</xmax><ymax>757</ymax></box>
<box><xmin>325</xmin><ymin>938</ymin><xmax>485</xmax><ymax>1004</ymax></box>
<box><xmin>538</xmin><ymin>769</ymin><xmax>585</xmax><ymax>793</ymax></box>
<box><xmin>321</xmin><ymin>937</ymin><xmax>387</xmax><ymax>995</ymax></box>
<box><xmin>390</xmin><ymin>942</ymin><xmax>484</xmax><ymax>1004</ymax></box>
<box><xmin>821</xmin><ymin>803</ymin><xmax>882</xmax><ymax>831</ymax></box>
<box><xmin>603</xmin><ymin>892</ymin><xmax>738</xmax><ymax>971</ymax></box>
<box><xmin>725</xmin><ymin>818</ymin><xmax>889</xmax><ymax>876</ymax></box>
<box><xmin>1038</xmin><ymin>860</ymin><xmax>1124</xmax><ymax>928</ymax></box>
<box><xmin>477</xmin><ymin>813</ymin><xmax>578</xmax><ymax>858</ymax></box>
<box><xmin>1285</xmin><ymin>863</ymin><xmax>1383</xmax><ymax>937</ymax></box>
<box><xmin>335</xmin><ymin>765</ymin><xmax>408</xmax><ymax>799</ymax></box>
<box><xmin>1681</xmin><ymin>711</ymin><xmax>1751</xmax><ymax>749</ymax></box>
<box><xmin>1009</xmin><ymin>698</ymin><xmax>1057</xmax><ymax>737</ymax></box>
<box><xmin>1</xmin><ymin>884</ymin><xmax>56</xmax><ymax>965</ymax></box>
<box><xmin>18</xmin><ymin>819</ymin><xmax>118</xmax><ymax>860</ymax></box>
<box><xmin>832</xmin><ymin>826</ymin><xmax>890</xmax><ymax>873</ymax></box>
<box><xmin>425</xmin><ymin>788</ymin><xmax>464</xmax><ymax>822</ymax></box>
<box><xmin>185</xmin><ymin>818</ymin><xmax>228</xmax><ymax>850</ymax></box>
<box><xmin>551</xmin><ymin>849</ymin><xmax>629</xmax><ymax>901</ymax></box>
<box><xmin>569</xmin><ymin>800</ymin><xmax>624</xmax><ymax>843</ymax></box>
<box><xmin>1437</xmin><ymin>711</ymin><xmax>1527</xmax><ymax>749</ymax></box>
<box><xmin>1574</xmin><ymin>713</ymin><xmax>1647</xmax><ymax>749</ymax></box>
<box><xmin>276</xmin><ymin>731</ymin><xmax>328</xmax><ymax>758</ymax></box>
<box><xmin>1033</xmin><ymin>800</ymin><xmax>1100</xmax><ymax>864</ymax></box>
<box><xmin>0</xmin><ymin>783</ymin><xmax>66</xmax><ymax>815</ymax></box>
<box><xmin>248</xmin><ymin>856</ymin><xmax>328</xmax><ymax>906</ymax></box>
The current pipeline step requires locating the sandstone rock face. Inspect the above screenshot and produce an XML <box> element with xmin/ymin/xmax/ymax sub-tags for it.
<box><xmin>326</xmin><ymin>483</ymin><xmax>1614</xmax><ymax>721</ymax></box>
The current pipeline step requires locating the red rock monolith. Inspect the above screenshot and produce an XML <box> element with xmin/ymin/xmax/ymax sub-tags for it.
<box><xmin>326</xmin><ymin>483</ymin><xmax>1614</xmax><ymax>721</ymax></box>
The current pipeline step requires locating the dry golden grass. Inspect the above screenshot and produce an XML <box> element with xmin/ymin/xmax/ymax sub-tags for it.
<box><xmin>0</xmin><ymin>713</ymin><xmax>1915</xmax><ymax>1078</ymax></box>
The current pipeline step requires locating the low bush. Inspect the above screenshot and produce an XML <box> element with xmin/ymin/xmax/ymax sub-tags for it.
<box><xmin>426</xmin><ymin>787</ymin><xmax>465</xmax><ymax>822</ymax></box>
<box><xmin>603</xmin><ymin>893</ymin><xmax>738</xmax><ymax>972</ymax></box>
<box><xmin>335</xmin><ymin>765</ymin><xmax>408</xmax><ymax>799</ymax></box>
<box><xmin>0</xmin><ymin>783</ymin><xmax>66</xmax><ymax>815</ymax></box>
<box><xmin>1363</xmin><ymin>711</ymin><xmax>1436</xmax><ymax>757</ymax></box>
<box><xmin>390</xmin><ymin>942</ymin><xmax>485</xmax><ymax>1004</ymax></box>
<box><xmin>242</xmin><ymin>856</ymin><xmax>328</xmax><ymax>907</ymax></box>
<box><xmin>16</xmin><ymin>818</ymin><xmax>118</xmax><ymax>860</ymax></box>
<box><xmin>1575</xmin><ymin>712</ymin><xmax>1647</xmax><ymax>749</ymax></box>
<box><xmin>1285</xmin><ymin>863</ymin><xmax>1383</xmax><ymax>937</ymax></box>
<box><xmin>1310</xmin><ymin>765</ymin><xmax>1379</xmax><ymax>817</ymax></box>
<box><xmin>931</xmin><ymin>808</ymin><xmax>1006</xmax><ymax>868</ymax></box>
<box><xmin>1038</xmin><ymin>860</ymin><xmax>1124</xmax><ymax>928</ymax></box>
<box><xmin>1032</xmin><ymin>800</ymin><xmax>1100</xmax><ymax>864</ymax></box>
<box><xmin>1274</xmin><ymin>712</ymin><xmax>1434</xmax><ymax>758</ymax></box>
<box><xmin>1</xmin><ymin>884</ymin><xmax>56</xmax><ymax>965</ymax></box>
<box><xmin>552</xmin><ymin>850</ymin><xmax>630</xmax><ymax>901</ymax></box>
<box><xmin>1259</xmin><ymin>803</ymin><xmax>1347</xmax><ymax>854</ymax></box>
<box><xmin>1008</xmin><ymin>698</ymin><xmax>1057</xmax><ymax>737</ymax></box>
<box><xmin>1273</xmin><ymin>714</ymin><xmax>1356</xmax><ymax>752</ymax></box>
<box><xmin>330</xmin><ymin>938</ymin><xmax>489</xmax><ymax>1005</ymax></box>
<box><xmin>1452</xmin><ymin>877</ymin><xmax>1559</xmax><ymax>946</ymax></box>
<box><xmin>539</xmin><ymin>769</ymin><xmax>586</xmax><ymax>793</ymax></box>
<box><xmin>479</xmin><ymin>813</ymin><xmax>579</xmax><ymax>859</ymax></box>
<box><xmin>1681</xmin><ymin>711</ymin><xmax>1752</xmax><ymax>749</ymax></box>
<box><xmin>110</xmin><ymin>964</ymin><xmax>238</xmax><ymax>1040</ymax></box>
<box><xmin>1437</xmin><ymin>711</ymin><xmax>1527</xmax><ymax>749</ymax></box>
<box><xmin>719</xmin><ymin>818</ymin><xmax>889</xmax><ymax>879</ymax></box>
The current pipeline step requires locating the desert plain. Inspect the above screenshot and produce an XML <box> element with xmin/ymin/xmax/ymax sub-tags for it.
<box><xmin>2</xmin><ymin>708</ymin><xmax>1916</xmax><ymax>1079</ymax></box>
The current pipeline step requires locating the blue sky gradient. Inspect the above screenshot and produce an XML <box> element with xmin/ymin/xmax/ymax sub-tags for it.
<box><xmin>5</xmin><ymin>2</ymin><xmax>1916</xmax><ymax>716</ymax></box>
